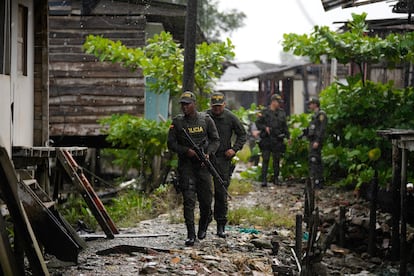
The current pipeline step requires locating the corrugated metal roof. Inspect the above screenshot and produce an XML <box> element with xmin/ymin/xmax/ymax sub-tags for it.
<box><xmin>219</xmin><ymin>61</ymin><xmax>279</xmax><ymax>82</ymax></box>
<box><xmin>240</xmin><ymin>60</ymin><xmax>311</xmax><ymax>81</ymax></box>
<box><xmin>215</xmin><ymin>80</ymin><xmax>258</xmax><ymax>92</ymax></box>
<box><xmin>336</xmin><ymin>17</ymin><xmax>414</xmax><ymax>34</ymax></box>
<box><xmin>321</xmin><ymin>0</ymin><xmax>389</xmax><ymax>11</ymax></box>
<box><xmin>214</xmin><ymin>61</ymin><xmax>279</xmax><ymax>92</ymax></box>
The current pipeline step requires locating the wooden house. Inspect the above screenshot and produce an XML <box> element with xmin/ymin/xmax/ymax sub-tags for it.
<box><xmin>0</xmin><ymin>1</ymin><xmax>194</xmax><ymax>272</ymax></box>
<box><xmin>238</xmin><ymin>61</ymin><xmax>349</xmax><ymax>115</ymax></box>
<box><xmin>215</xmin><ymin>61</ymin><xmax>277</xmax><ymax>110</ymax></box>
<box><xmin>48</xmin><ymin>0</ymin><xmax>192</xmax><ymax>147</ymax></box>
<box><xmin>0</xmin><ymin>0</ymin><xmax>49</xmax><ymax>154</ymax></box>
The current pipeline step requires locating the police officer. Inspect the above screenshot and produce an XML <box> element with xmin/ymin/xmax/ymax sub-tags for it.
<box><xmin>256</xmin><ymin>94</ymin><xmax>290</xmax><ymax>187</ymax></box>
<box><xmin>305</xmin><ymin>97</ymin><xmax>327</xmax><ymax>189</ymax></box>
<box><xmin>207</xmin><ymin>92</ymin><xmax>247</xmax><ymax>238</ymax></box>
<box><xmin>167</xmin><ymin>91</ymin><xmax>220</xmax><ymax>246</ymax></box>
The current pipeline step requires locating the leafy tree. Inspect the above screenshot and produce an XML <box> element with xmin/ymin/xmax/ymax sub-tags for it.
<box><xmin>83</xmin><ymin>31</ymin><xmax>235</xmax><ymax>108</ymax></box>
<box><xmin>282</xmin><ymin>13</ymin><xmax>414</xmax><ymax>190</ymax></box>
<box><xmin>173</xmin><ymin>0</ymin><xmax>246</xmax><ymax>42</ymax></box>
<box><xmin>198</xmin><ymin>0</ymin><xmax>246</xmax><ymax>42</ymax></box>
<box><xmin>321</xmin><ymin>77</ymin><xmax>414</xmax><ymax>189</ymax></box>
<box><xmin>283</xmin><ymin>12</ymin><xmax>414</xmax><ymax>82</ymax></box>
<box><xmin>99</xmin><ymin>114</ymin><xmax>171</xmax><ymax>192</ymax></box>
<box><xmin>83</xmin><ymin>31</ymin><xmax>234</xmax><ymax>190</ymax></box>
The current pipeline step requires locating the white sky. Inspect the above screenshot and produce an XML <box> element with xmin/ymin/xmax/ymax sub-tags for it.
<box><xmin>218</xmin><ymin>0</ymin><xmax>402</xmax><ymax>64</ymax></box>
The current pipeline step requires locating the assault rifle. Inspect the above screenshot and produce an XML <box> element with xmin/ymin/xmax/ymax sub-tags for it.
<box><xmin>182</xmin><ymin>128</ymin><xmax>232</xmax><ymax>200</ymax></box>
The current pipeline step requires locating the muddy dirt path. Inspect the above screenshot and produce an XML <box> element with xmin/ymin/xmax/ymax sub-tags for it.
<box><xmin>47</xmin><ymin>169</ymin><xmax>409</xmax><ymax>275</ymax></box>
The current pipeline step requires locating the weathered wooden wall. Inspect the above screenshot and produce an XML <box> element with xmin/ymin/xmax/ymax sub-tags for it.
<box><xmin>369</xmin><ymin>65</ymin><xmax>404</xmax><ymax>88</ymax></box>
<box><xmin>34</xmin><ymin>0</ymin><xmax>49</xmax><ymax>146</ymax></box>
<box><xmin>48</xmin><ymin>14</ymin><xmax>146</xmax><ymax>137</ymax></box>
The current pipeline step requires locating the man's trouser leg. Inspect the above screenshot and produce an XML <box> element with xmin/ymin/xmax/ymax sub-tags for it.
<box><xmin>182</xmin><ymin>188</ymin><xmax>196</xmax><ymax>245</ymax></box>
<box><xmin>271</xmin><ymin>149</ymin><xmax>282</xmax><ymax>185</ymax></box>
<box><xmin>179</xmin><ymin>163</ymin><xmax>197</xmax><ymax>245</ymax></box>
<box><xmin>213</xmin><ymin>157</ymin><xmax>230</xmax><ymax>238</ymax></box>
<box><xmin>196</xmin><ymin>168</ymin><xmax>213</xmax><ymax>240</ymax></box>
<box><xmin>261</xmin><ymin>150</ymin><xmax>270</xmax><ymax>186</ymax></box>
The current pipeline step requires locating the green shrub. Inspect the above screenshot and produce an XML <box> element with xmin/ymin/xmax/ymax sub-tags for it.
<box><xmin>322</xmin><ymin>77</ymin><xmax>414</xmax><ymax>190</ymax></box>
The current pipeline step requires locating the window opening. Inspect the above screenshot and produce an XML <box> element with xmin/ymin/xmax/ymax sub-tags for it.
<box><xmin>0</xmin><ymin>0</ymin><xmax>11</xmax><ymax>75</ymax></box>
<box><xmin>17</xmin><ymin>4</ymin><xmax>28</xmax><ymax>76</ymax></box>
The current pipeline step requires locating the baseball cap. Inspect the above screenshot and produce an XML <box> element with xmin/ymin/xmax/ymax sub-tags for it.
<box><xmin>179</xmin><ymin>91</ymin><xmax>196</xmax><ymax>103</ymax></box>
<box><xmin>307</xmin><ymin>97</ymin><xmax>320</xmax><ymax>105</ymax></box>
<box><xmin>211</xmin><ymin>92</ymin><xmax>225</xmax><ymax>106</ymax></box>
<box><xmin>271</xmin><ymin>94</ymin><xmax>283</xmax><ymax>103</ymax></box>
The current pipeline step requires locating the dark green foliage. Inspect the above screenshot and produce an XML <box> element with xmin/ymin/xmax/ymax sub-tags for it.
<box><xmin>322</xmin><ymin>77</ymin><xmax>414</xmax><ymax>189</ymax></box>
<box><xmin>282</xmin><ymin>12</ymin><xmax>414</xmax><ymax>190</ymax></box>
<box><xmin>100</xmin><ymin>114</ymin><xmax>171</xmax><ymax>191</ymax></box>
<box><xmin>282</xmin><ymin>113</ymin><xmax>311</xmax><ymax>179</ymax></box>
<box><xmin>83</xmin><ymin>31</ymin><xmax>235</xmax><ymax>104</ymax></box>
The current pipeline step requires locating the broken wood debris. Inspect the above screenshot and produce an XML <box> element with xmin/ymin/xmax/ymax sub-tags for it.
<box><xmin>79</xmin><ymin>233</ymin><xmax>169</xmax><ymax>241</ymax></box>
<box><xmin>96</xmin><ymin>244</ymin><xmax>175</xmax><ymax>256</ymax></box>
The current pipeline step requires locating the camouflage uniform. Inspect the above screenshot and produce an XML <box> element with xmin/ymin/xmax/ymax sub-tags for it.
<box><xmin>207</xmin><ymin>108</ymin><xmax>246</xmax><ymax>230</ymax></box>
<box><xmin>256</xmin><ymin>106</ymin><xmax>289</xmax><ymax>186</ymax></box>
<box><xmin>167</xmin><ymin>111</ymin><xmax>220</xmax><ymax>241</ymax></box>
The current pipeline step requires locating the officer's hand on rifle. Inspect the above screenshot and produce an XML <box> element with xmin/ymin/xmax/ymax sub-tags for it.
<box><xmin>186</xmin><ymin>148</ymin><xmax>197</xmax><ymax>158</ymax></box>
<box><xmin>200</xmin><ymin>154</ymin><xmax>210</xmax><ymax>167</ymax></box>
<box><xmin>225</xmin><ymin>149</ymin><xmax>236</xmax><ymax>159</ymax></box>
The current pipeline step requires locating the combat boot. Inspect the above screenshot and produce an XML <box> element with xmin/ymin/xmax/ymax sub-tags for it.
<box><xmin>185</xmin><ymin>224</ymin><xmax>196</xmax><ymax>246</ymax></box>
<box><xmin>197</xmin><ymin>216</ymin><xmax>212</xmax><ymax>240</ymax></box>
<box><xmin>261</xmin><ymin>175</ymin><xmax>268</xmax><ymax>187</ymax></box>
<box><xmin>217</xmin><ymin>224</ymin><xmax>226</xmax><ymax>238</ymax></box>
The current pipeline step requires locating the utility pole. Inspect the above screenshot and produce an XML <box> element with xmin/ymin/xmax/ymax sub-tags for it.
<box><xmin>182</xmin><ymin>0</ymin><xmax>198</xmax><ymax>92</ymax></box>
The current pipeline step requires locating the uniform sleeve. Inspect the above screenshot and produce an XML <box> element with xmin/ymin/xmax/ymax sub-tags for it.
<box><xmin>206</xmin><ymin>116</ymin><xmax>220</xmax><ymax>155</ymax></box>
<box><xmin>167</xmin><ymin>118</ymin><xmax>189</xmax><ymax>156</ymax></box>
<box><xmin>231</xmin><ymin>114</ymin><xmax>247</xmax><ymax>152</ymax></box>
<box><xmin>255</xmin><ymin>110</ymin><xmax>267</xmax><ymax>131</ymax></box>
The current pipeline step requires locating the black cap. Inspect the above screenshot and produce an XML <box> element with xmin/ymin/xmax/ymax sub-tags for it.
<box><xmin>271</xmin><ymin>94</ymin><xmax>283</xmax><ymax>103</ymax></box>
<box><xmin>179</xmin><ymin>91</ymin><xmax>196</xmax><ymax>103</ymax></box>
<box><xmin>211</xmin><ymin>92</ymin><xmax>225</xmax><ymax>106</ymax></box>
<box><xmin>307</xmin><ymin>97</ymin><xmax>320</xmax><ymax>105</ymax></box>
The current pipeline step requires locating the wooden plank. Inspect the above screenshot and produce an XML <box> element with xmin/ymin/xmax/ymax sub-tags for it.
<box><xmin>49</xmin><ymin>37</ymin><xmax>144</xmax><ymax>47</ymax></box>
<box><xmin>0</xmin><ymin>147</ymin><xmax>49</xmax><ymax>275</ymax></box>
<box><xmin>49</xmin><ymin>16</ymin><xmax>146</xmax><ymax>30</ymax></box>
<box><xmin>91</xmin><ymin>1</ymin><xmax>186</xmax><ymax>17</ymax></box>
<box><xmin>50</xmin><ymin>124</ymin><xmax>108</xmax><ymax>136</ymax></box>
<box><xmin>49</xmin><ymin>85</ymin><xmax>144</xmax><ymax>97</ymax></box>
<box><xmin>49</xmin><ymin>105</ymin><xmax>143</xmax><ymax>115</ymax></box>
<box><xmin>49</xmin><ymin>30</ymin><xmax>146</xmax><ymax>39</ymax></box>
<box><xmin>17</xmin><ymin>180</ymin><xmax>85</xmax><ymax>263</ymax></box>
<box><xmin>49</xmin><ymin>53</ymin><xmax>100</xmax><ymax>62</ymax></box>
<box><xmin>49</xmin><ymin>77</ymin><xmax>144</xmax><ymax>87</ymax></box>
<box><xmin>56</xmin><ymin>149</ymin><xmax>119</xmax><ymax>238</ymax></box>
<box><xmin>79</xmin><ymin>233</ymin><xmax>169</xmax><ymax>239</ymax></box>
<box><xmin>50</xmin><ymin>69</ymin><xmax>140</xmax><ymax>78</ymax></box>
<box><xmin>49</xmin><ymin>62</ymin><xmax>140</xmax><ymax>78</ymax></box>
<box><xmin>50</xmin><ymin>61</ymin><xmax>139</xmax><ymax>72</ymax></box>
<box><xmin>49</xmin><ymin>115</ymin><xmax>114</xmax><ymax>124</ymax></box>
<box><xmin>49</xmin><ymin>95</ymin><xmax>143</xmax><ymax>106</ymax></box>
<box><xmin>12</xmin><ymin>146</ymin><xmax>87</xmax><ymax>159</ymax></box>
